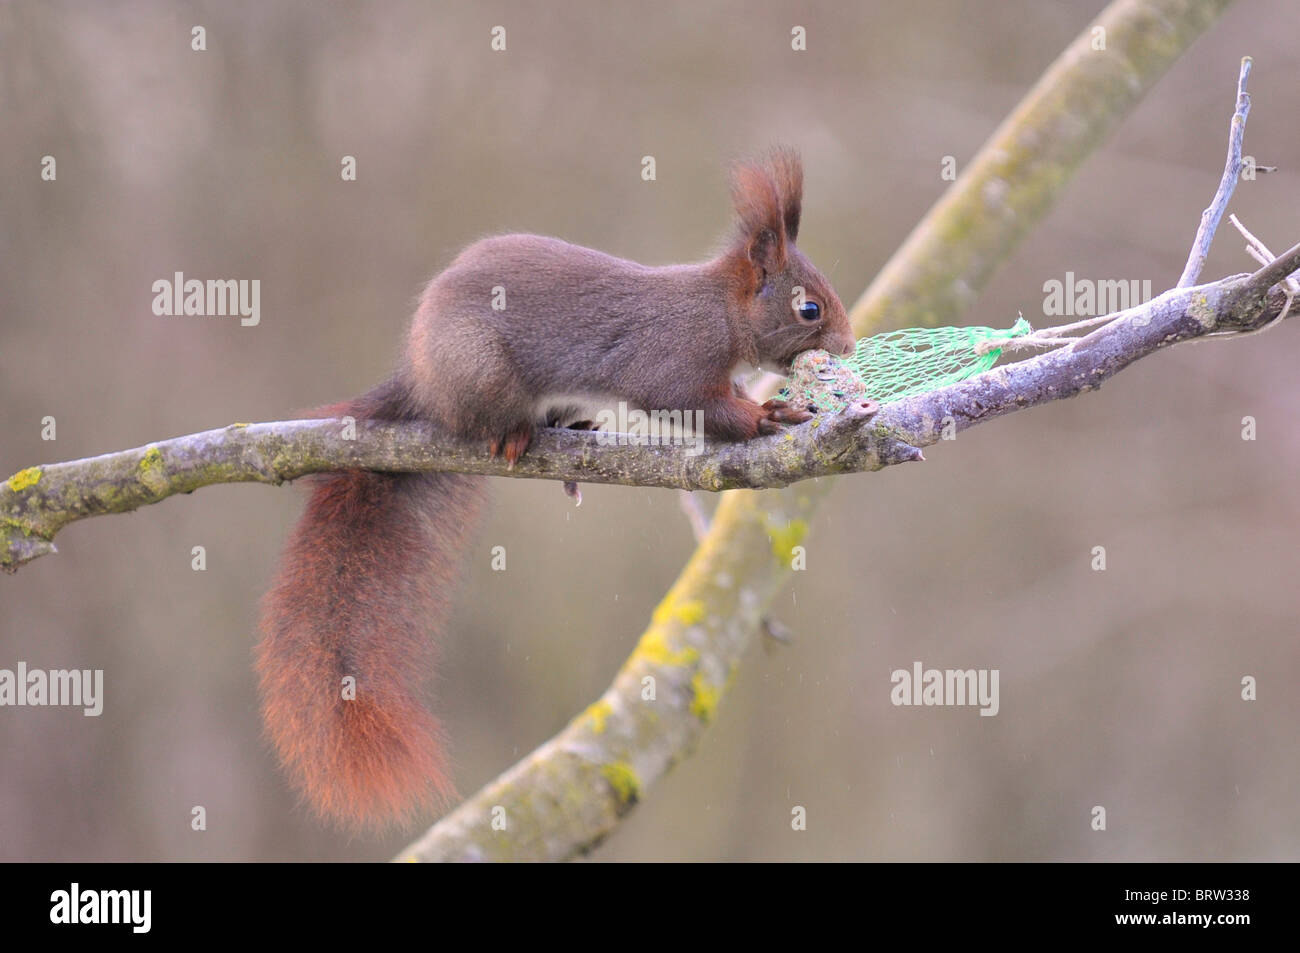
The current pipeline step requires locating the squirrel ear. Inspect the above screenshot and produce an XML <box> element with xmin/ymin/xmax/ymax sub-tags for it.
<box><xmin>730</xmin><ymin>160</ymin><xmax>787</xmax><ymax>273</ymax></box>
<box><xmin>748</xmin><ymin>227</ymin><xmax>783</xmax><ymax>276</ymax></box>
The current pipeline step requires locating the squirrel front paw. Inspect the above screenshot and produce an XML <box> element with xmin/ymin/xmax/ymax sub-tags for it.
<box><xmin>757</xmin><ymin>398</ymin><xmax>814</xmax><ymax>435</ymax></box>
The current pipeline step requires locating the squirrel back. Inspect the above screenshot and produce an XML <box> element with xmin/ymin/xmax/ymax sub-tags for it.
<box><xmin>406</xmin><ymin>147</ymin><xmax>853</xmax><ymax>451</ymax></box>
<box><xmin>256</xmin><ymin>150</ymin><xmax>852</xmax><ymax>828</ymax></box>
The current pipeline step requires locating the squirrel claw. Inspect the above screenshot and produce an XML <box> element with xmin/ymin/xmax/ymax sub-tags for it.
<box><xmin>759</xmin><ymin>398</ymin><xmax>815</xmax><ymax>429</ymax></box>
<box><xmin>490</xmin><ymin>423</ymin><xmax>534</xmax><ymax>468</ymax></box>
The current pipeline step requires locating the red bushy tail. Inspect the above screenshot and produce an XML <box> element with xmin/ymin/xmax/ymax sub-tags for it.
<box><xmin>256</xmin><ymin>380</ymin><xmax>484</xmax><ymax>828</ymax></box>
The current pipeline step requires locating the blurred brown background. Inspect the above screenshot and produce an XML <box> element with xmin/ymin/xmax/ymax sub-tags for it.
<box><xmin>2</xmin><ymin>0</ymin><xmax>1297</xmax><ymax>861</ymax></box>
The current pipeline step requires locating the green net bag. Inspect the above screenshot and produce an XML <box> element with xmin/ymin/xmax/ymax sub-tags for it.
<box><xmin>778</xmin><ymin>317</ymin><xmax>1033</xmax><ymax>411</ymax></box>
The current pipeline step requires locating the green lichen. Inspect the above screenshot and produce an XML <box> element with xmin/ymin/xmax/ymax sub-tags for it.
<box><xmin>765</xmin><ymin>517</ymin><xmax>808</xmax><ymax>563</ymax></box>
<box><xmin>1188</xmin><ymin>291</ymin><xmax>1217</xmax><ymax>329</ymax></box>
<box><xmin>584</xmin><ymin>699</ymin><xmax>613</xmax><ymax>734</ymax></box>
<box><xmin>651</xmin><ymin>595</ymin><xmax>706</xmax><ymax>627</ymax></box>
<box><xmin>673</xmin><ymin>599</ymin><xmax>706</xmax><ymax>626</ymax></box>
<box><xmin>137</xmin><ymin>447</ymin><xmax>168</xmax><ymax>494</ymax></box>
<box><xmin>6</xmin><ymin>467</ymin><xmax>42</xmax><ymax>493</ymax></box>
<box><xmin>635</xmin><ymin>628</ymin><xmax>699</xmax><ymax>669</ymax></box>
<box><xmin>601</xmin><ymin>761</ymin><xmax>640</xmax><ymax>805</ymax></box>
<box><xmin>689</xmin><ymin>671</ymin><xmax>720</xmax><ymax>723</ymax></box>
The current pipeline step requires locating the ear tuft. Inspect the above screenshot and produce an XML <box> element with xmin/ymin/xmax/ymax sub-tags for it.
<box><xmin>728</xmin><ymin>148</ymin><xmax>805</xmax><ymax>275</ymax></box>
<box><xmin>766</xmin><ymin>146</ymin><xmax>803</xmax><ymax>243</ymax></box>
<box><xmin>730</xmin><ymin>161</ymin><xmax>783</xmax><ymax>242</ymax></box>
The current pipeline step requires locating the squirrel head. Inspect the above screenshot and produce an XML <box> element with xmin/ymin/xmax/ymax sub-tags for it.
<box><xmin>724</xmin><ymin>148</ymin><xmax>855</xmax><ymax>370</ymax></box>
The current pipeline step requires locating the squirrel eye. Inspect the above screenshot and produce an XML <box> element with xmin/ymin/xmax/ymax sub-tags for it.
<box><xmin>797</xmin><ymin>301</ymin><xmax>821</xmax><ymax>322</ymax></box>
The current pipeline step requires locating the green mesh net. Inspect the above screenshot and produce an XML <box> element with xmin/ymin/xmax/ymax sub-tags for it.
<box><xmin>778</xmin><ymin>317</ymin><xmax>1033</xmax><ymax>412</ymax></box>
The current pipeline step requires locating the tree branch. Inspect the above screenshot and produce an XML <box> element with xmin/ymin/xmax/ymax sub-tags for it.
<box><xmin>7</xmin><ymin>265</ymin><xmax>1295</xmax><ymax>574</ymax></box>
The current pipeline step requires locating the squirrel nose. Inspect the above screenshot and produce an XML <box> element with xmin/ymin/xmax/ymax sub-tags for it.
<box><xmin>838</xmin><ymin>336</ymin><xmax>856</xmax><ymax>357</ymax></box>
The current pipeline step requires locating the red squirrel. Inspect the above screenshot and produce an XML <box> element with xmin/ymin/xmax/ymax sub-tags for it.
<box><xmin>256</xmin><ymin>149</ymin><xmax>855</xmax><ymax>828</ymax></box>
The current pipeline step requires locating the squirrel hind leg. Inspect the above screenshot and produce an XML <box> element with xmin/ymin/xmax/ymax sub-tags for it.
<box><xmin>489</xmin><ymin>421</ymin><xmax>534</xmax><ymax>467</ymax></box>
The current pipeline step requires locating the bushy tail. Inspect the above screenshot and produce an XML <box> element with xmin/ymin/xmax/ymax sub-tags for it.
<box><xmin>256</xmin><ymin>383</ymin><xmax>484</xmax><ymax>828</ymax></box>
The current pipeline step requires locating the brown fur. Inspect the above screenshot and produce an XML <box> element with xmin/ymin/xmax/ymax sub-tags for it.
<box><xmin>407</xmin><ymin>148</ymin><xmax>852</xmax><ymax>446</ymax></box>
<box><xmin>257</xmin><ymin>150</ymin><xmax>852</xmax><ymax>828</ymax></box>
<box><xmin>257</xmin><ymin>380</ymin><xmax>483</xmax><ymax>827</ymax></box>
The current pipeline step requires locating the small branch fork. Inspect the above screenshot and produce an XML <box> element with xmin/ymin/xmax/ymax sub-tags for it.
<box><xmin>1228</xmin><ymin>214</ymin><xmax>1297</xmax><ymax>333</ymax></box>
<box><xmin>978</xmin><ymin>55</ymin><xmax>1293</xmax><ymax>358</ymax></box>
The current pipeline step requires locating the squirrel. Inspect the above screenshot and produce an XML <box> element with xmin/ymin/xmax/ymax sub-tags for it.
<box><xmin>255</xmin><ymin>148</ymin><xmax>855</xmax><ymax>828</ymax></box>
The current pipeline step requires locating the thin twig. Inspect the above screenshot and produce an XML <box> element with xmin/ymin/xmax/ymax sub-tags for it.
<box><xmin>1177</xmin><ymin>56</ymin><xmax>1251</xmax><ymax>287</ymax></box>
<box><xmin>975</xmin><ymin>314</ymin><xmax>1118</xmax><ymax>356</ymax></box>
<box><xmin>1229</xmin><ymin>214</ymin><xmax>1300</xmax><ymax>295</ymax></box>
<box><xmin>1224</xmin><ymin>214</ymin><xmax>1298</xmax><ymax>337</ymax></box>
<box><xmin>1245</xmin><ymin>238</ymin><xmax>1300</xmax><ymax>295</ymax></box>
